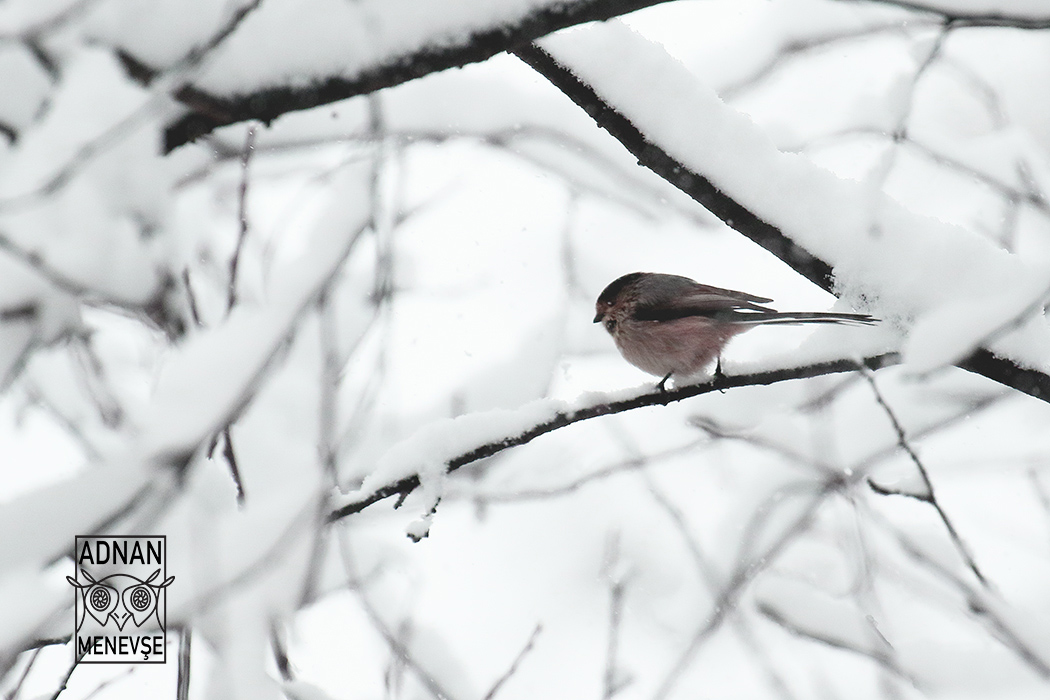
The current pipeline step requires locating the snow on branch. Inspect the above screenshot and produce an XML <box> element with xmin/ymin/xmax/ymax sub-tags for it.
<box><xmin>162</xmin><ymin>0</ymin><xmax>676</xmax><ymax>151</ymax></box>
<box><xmin>327</xmin><ymin>353</ymin><xmax>900</xmax><ymax>523</ymax></box>
<box><xmin>141</xmin><ymin>164</ymin><xmax>371</xmax><ymax>459</ymax></box>
<box><xmin>515</xmin><ymin>23</ymin><xmax>1050</xmax><ymax>404</ymax></box>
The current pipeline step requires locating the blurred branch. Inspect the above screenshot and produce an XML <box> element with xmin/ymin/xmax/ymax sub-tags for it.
<box><xmin>328</xmin><ymin>353</ymin><xmax>899</xmax><ymax>520</ymax></box>
<box><xmin>221</xmin><ymin>427</ymin><xmax>245</xmax><ymax>506</ymax></box>
<box><xmin>449</xmin><ymin>438</ymin><xmax>703</xmax><ymax>505</ymax></box>
<box><xmin>3</xmin><ymin>646</ymin><xmax>40</xmax><ymax>700</ymax></box>
<box><xmin>600</xmin><ymin>533</ymin><xmax>631</xmax><ymax>699</ymax></box>
<box><xmin>336</xmin><ymin>529</ymin><xmax>460</xmax><ymax>700</ymax></box>
<box><xmin>186</xmin><ymin>124</ymin><xmax>713</xmax><ymax>227</ymax></box>
<box><xmin>646</xmin><ymin>479</ymin><xmax>800</xmax><ymax>700</ymax></box>
<box><xmin>720</xmin><ymin>20</ymin><xmax>929</xmax><ymax>100</ymax></box>
<box><xmin>864</xmin><ymin>24</ymin><xmax>950</xmax><ymax>229</ymax></box>
<box><xmin>861</xmin><ymin>371</ymin><xmax>990</xmax><ymax>587</ymax></box>
<box><xmin>270</xmin><ymin>623</ymin><xmax>294</xmax><ymax>683</ymax></box>
<box><xmin>840</xmin><ymin>1</ymin><xmax>1050</xmax><ymax>28</ymax></box>
<box><xmin>46</xmin><ymin>653</ymin><xmax>80</xmax><ymax>700</ymax></box>
<box><xmin>227</xmin><ymin>125</ymin><xmax>257</xmax><ymax>313</ymax></box>
<box><xmin>756</xmin><ymin>603</ymin><xmax>915</xmax><ymax>683</ymax></box>
<box><xmin>0</xmin><ymin>0</ymin><xmax>264</xmax><ymax>213</ymax></box>
<box><xmin>482</xmin><ymin>624</ymin><xmax>542</xmax><ymax>700</ymax></box>
<box><xmin>652</xmin><ymin>481</ymin><xmax>836</xmax><ymax>700</ymax></box>
<box><xmin>176</xmin><ymin>628</ymin><xmax>192</xmax><ymax>700</ymax></box>
<box><xmin>163</xmin><ymin>0</ymin><xmax>677</xmax><ymax>150</ymax></box>
<box><xmin>868</xmin><ymin>510</ymin><xmax>1050</xmax><ymax>678</ymax></box>
<box><xmin>513</xmin><ymin>42</ymin><xmax>1050</xmax><ymax>407</ymax></box>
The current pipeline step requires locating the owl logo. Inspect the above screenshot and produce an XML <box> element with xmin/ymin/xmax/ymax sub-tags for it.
<box><xmin>67</xmin><ymin>568</ymin><xmax>174</xmax><ymax>632</ymax></box>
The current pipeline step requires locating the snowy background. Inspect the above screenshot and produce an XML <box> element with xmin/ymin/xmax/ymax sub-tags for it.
<box><xmin>2</xmin><ymin>0</ymin><xmax>1050</xmax><ymax>698</ymax></box>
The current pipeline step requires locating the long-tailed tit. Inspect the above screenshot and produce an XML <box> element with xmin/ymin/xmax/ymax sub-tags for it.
<box><xmin>594</xmin><ymin>272</ymin><xmax>877</xmax><ymax>390</ymax></box>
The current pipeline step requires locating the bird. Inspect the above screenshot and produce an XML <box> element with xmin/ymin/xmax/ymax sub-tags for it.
<box><xmin>594</xmin><ymin>272</ymin><xmax>877</xmax><ymax>391</ymax></box>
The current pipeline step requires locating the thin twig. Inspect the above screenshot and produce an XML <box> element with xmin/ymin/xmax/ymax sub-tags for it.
<box><xmin>4</xmin><ymin>647</ymin><xmax>41</xmax><ymax>700</ymax></box>
<box><xmin>271</xmin><ymin>623</ymin><xmax>294</xmax><ymax>682</ymax></box>
<box><xmin>182</xmin><ymin>268</ymin><xmax>202</xmax><ymax>327</ymax></box>
<box><xmin>227</xmin><ymin>125</ymin><xmax>257</xmax><ymax>313</ymax></box>
<box><xmin>335</xmin><ymin>528</ymin><xmax>458</xmax><ymax>700</ymax></box>
<box><xmin>756</xmin><ymin>604</ymin><xmax>915</xmax><ymax>683</ymax></box>
<box><xmin>651</xmin><ymin>484</ymin><xmax>834</xmax><ymax>700</ymax></box>
<box><xmin>866</xmin><ymin>508</ymin><xmax>1050</xmax><ymax>678</ymax></box>
<box><xmin>840</xmin><ymin>0</ymin><xmax>1050</xmax><ymax>28</ymax></box>
<box><xmin>481</xmin><ymin>624</ymin><xmax>542</xmax><ymax>700</ymax></box>
<box><xmin>222</xmin><ymin>426</ymin><xmax>245</xmax><ymax>505</ymax></box>
<box><xmin>600</xmin><ymin>533</ymin><xmax>630</xmax><ymax>699</ymax></box>
<box><xmin>176</xmin><ymin>628</ymin><xmax>191</xmax><ymax>700</ymax></box>
<box><xmin>47</xmin><ymin>653</ymin><xmax>81</xmax><ymax>700</ymax></box>
<box><xmin>647</xmin><ymin>478</ymin><xmax>800</xmax><ymax>700</ymax></box>
<box><xmin>860</xmin><ymin>371</ymin><xmax>989</xmax><ymax>588</ymax></box>
<box><xmin>449</xmin><ymin>438</ymin><xmax>704</xmax><ymax>505</ymax></box>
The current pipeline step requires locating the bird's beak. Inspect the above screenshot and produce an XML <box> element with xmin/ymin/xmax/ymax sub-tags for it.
<box><xmin>593</xmin><ymin>311</ymin><xmax>604</xmax><ymax>323</ymax></box>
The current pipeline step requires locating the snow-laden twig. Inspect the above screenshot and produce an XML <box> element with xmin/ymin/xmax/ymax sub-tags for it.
<box><xmin>328</xmin><ymin>353</ymin><xmax>899</xmax><ymax>521</ymax></box>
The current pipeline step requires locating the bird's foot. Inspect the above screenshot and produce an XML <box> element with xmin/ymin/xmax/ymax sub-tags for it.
<box><xmin>657</xmin><ymin>372</ymin><xmax>673</xmax><ymax>393</ymax></box>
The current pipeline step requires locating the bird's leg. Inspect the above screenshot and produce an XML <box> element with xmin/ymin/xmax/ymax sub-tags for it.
<box><xmin>714</xmin><ymin>355</ymin><xmax>727</xmax><ymax>392</ymax></box>
<box><xmin>657</xmin><ymin>372</ymin><xmax>672</xmax><ymax>393</ymax></box>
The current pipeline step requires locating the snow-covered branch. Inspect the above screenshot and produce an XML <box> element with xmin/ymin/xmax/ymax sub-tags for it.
<box><xmin>514</xmin><ymin>26</ymin><xmax>1050</xmax><ymax>405</ymax></box>
<box><xmin>327</xmin><ymin>353</ymin><xmax>899</xmax><ymax>521</ymax></box>
<box><xmin>162</xmin><ymin>0</ymin><xmax>676</xmax><ymax>151</ymax></box>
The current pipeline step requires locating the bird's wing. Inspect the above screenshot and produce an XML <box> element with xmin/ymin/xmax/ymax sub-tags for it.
<box><xmin>632</xmin><ymin>283</ymin><xmax>775</xmax><ymax>321</ymax></box>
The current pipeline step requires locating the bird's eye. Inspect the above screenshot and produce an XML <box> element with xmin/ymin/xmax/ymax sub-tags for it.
<box><xmin>604</xmin><ymin>318</ymin><xmax>617</xmax><ymax>332</ymax></box>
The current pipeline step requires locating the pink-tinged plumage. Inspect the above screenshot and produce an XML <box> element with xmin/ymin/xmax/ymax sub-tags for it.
<box><xmin>594</xmin><ymin>272</ymin><xmax>877</xmax><ymax>386</ymax></box>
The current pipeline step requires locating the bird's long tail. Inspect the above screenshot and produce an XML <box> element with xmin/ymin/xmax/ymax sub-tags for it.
<box><xmin>733</xmin><ymin>311</ymin><xmax>878</xmax><ymax>326</ymax></box>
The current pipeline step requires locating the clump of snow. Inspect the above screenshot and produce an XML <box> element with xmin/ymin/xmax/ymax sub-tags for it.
<box><xmin>350</xmin><ymin>397</ymin><xmax>568</xmax><ymax>499</ymax></box>
<box><xmin>904</xmin><ymin>274</ymin><xmax>1050</xmax><ymax>373</ymax></box>
<box><xmin>192</xmin><ymin>0</ymin><xmax>599</xmax><ymax>95</ymax></box>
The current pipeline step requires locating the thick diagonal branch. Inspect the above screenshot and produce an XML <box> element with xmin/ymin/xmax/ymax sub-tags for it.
<box><xmin>512</xmin><ymin>42</ymin><xmax>1050</xmax><ymax>406</ymax></box>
